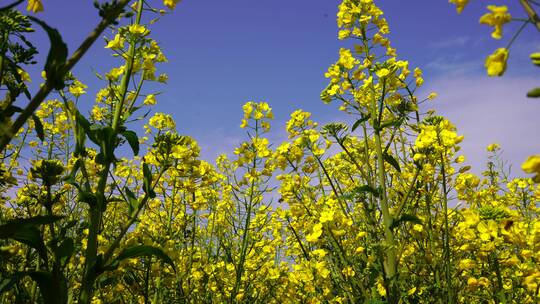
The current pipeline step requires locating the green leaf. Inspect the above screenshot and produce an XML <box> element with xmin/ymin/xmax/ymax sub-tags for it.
<box><xmin>379</xmin><ymin>118</ymin><xmax>403</xmax><ymax>130</ymax></box>
<box><xmin>28</xmin><ymin>17</ymin><xmax>68</xmax><ymax>90</ymax></box>
<box><xmin>59</xmin><ymin>220</ymin><xmax>78</xmax><ymax>238</ymax></box>
<box><xmin>121</xmin><ymin>130</ymin><xmax>139</xmax><ymax>156</ymax></box>
<box><xmin>0</xmin><ymin>273</ymin><xmax>23</xmax><ymax>294</ymax></box>
<box><xmin>27</xmin><ymin>271</ymin><xmax>67</xmax><ymax>304</ymax></box>
<box><xmin>0</xmin><ymin>215</ymin><xmax>63</xmax><ymax>228</ymax></box>
<box><xmin>124</xmin><ymin>187</ymin><xmax>139</xmax><ymax>217</ymax></box>
<box><xmin>142</xmin><ymin>163</ymin><xmax>156</xmax><ymax>198</ymax></box>
<box><xmin>351</xmin><ymin>185</ymin><xmax>380</xmax><ymax>198</ymax></box>
<box><xmin>113</xmin><ymin>245</ymin><xmax>176</xmax><ymax>272</ymax></box>
<box><xmin>390</xmin><ymin>214</ymin><xmax>422</xmax><ymax>230</ymax></box>
<box><xmin>75</xmin><ymin>110</ymin><xmax>91</xmax><ymax>131</ymax></box>
<box><xmin>526</xmin><ymin>87</ymin><xmax>540</xmax><ymax>98</ymax></box>
<box><xmin>32</xmin><ymin>114</ymin><xmax>45</xmax><ymax>141</ymax></box>
<box><xmin>78</xmin><ymin>190</ymin><xmax>97</xmax><ymax>207</ymax></box>
<box><xmin>0</xmin><ymin>216</ymin><xmax>62</xmax><ymax>261</ymax></box>
<box><xmin>55</xmin><ymin>238</ymin><xmax>74</xmax><ymax>266</ymax></box>
<box><xmin>351</xmin><ymin>113</ymin><xmax>370</xmax><ymax>132</ymax></box>
<box><xmin>383</xmin><ymin>152</ymin><xmax>401</xmax><ymax>173</ymax></box>
<box><xmin>73</xmin><ymin>111</ymin><xmax>90</xmax><ymax>157</ymax></box>
<box><xmin>0</xmin><ymin>271</ymin><xmax>64</xmax><ymax>301</ymax></box>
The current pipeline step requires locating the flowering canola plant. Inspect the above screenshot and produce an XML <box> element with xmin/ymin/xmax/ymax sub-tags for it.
<box><xmin>0</xmin><ymin>0</ymin><xmax>539</xmax><ymax>304</ymax></box>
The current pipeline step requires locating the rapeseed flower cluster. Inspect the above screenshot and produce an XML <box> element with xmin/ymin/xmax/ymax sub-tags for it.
<box><xmin>1</xmin><ymin>1</ymin><xmax>539</xmax><ymax>304</ymax></box>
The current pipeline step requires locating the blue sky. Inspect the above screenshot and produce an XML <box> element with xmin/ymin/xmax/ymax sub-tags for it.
<box><xmin>22</xmin><ymin>0</ymin><xmax>540</xmax><ymax>174</ymax></box>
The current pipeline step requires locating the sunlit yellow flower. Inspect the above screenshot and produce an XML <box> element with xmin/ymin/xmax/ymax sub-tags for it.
<box><xmin>69</xmin><ymin>80</ymin><xmax>88</xmax><ymax>97</ymax></box>
<box><xmin>522</xmin><ymin>155</ymin><xmax>540</xmax><ymax>182</ymax></box>
<box><xmin>375</xmin><ymin>68</ymin><xmax>390</xmax><ymax>78</ymax></box>
<box><xmin>144</xmin><ymin>94</ymin><xmax>157</xmax><ymax>105</ymax></box>
<box><xmin>163</xmin><ymin>0</ymin><xmax>181</xmax><ymax>10</ymax></box>
<box><xmin>449</xmin><ymin>0</ymin><xmax>468</xmax><ymax>14</ymax></box>
<box><xmin>522</xmin><ymin>155</ymin><xmax>540</xmax><ymax>174</ymax></box>
<box><xmin>17</xmin><ymin>68</ymin><xmax>31</xmax><ymax>83</ymax></box>
<box><xmin>479</xmin><ymin>5</ymin><xmax>511</xmax><ymax>40</ymax></box>
<box><xmin>486</xmin><ymin>143</ymin><xmax>500</xmax><ymax>152</ymax></box>
<box><xmin>477</xmin><ymin>220</ymin><xmax>498</xmax><ymax>241</ymax></box>
<box><xmin>484</xmin><ymin>48</ymin><xmax>508</xmax><ymax>77</ymax></box>
<box><xmin>341</xmin><ymin>266</ymin><xmax>355</xmax><ymax>277</ymax></box>
<box><xmin>105</xmin><ymin>34</ymin><xmax>125</xmax><ymax>50</ymax></box>
<box><xmin>128</xmin><ymin>24</ymin><xmax>150</xmax><ymax>36</ymax></box>
<box><xmin>319</xmin><ymin>209</ymin><xmax>335</xmax><ymax>223</ymax></box>
<box><xmin>306</xmin><ymin>223</ymin><xmax>323</xmax><ymax>242</ymax></box>
<box><xmin>27</xmin><ymin>0</ymin><xmax>43</xmax><ymax>13</ymax></box>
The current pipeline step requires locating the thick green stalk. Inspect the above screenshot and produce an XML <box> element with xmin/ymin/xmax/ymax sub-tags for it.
<box><xmin>520</xmin><ymin>0</ymin><xmax>540</xmax><ymax>31</ymax></box>
<box><xmin>231</xmin><ymin>122</ymin><xmax>259</xmax><ymax>303</ymax></box>
<box><xmin>439</xmin><ymin>155</ymin><xmax>453</xmax><ymax>304</ymax></box>
<box><xmin>79</xmin><ymin>2</ymin><xmax>143</xmax><ymax>303</ymax></box>
<box><xmin>370</xmin><ymin>89</ymin><xmax>398</xmax><ymax>303</ymax></box>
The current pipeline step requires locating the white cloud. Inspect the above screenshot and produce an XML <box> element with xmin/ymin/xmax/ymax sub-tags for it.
<box><xmin>428</xmin><ymin>36</ymin><xmax>472</xmax><ymax>49</ymax></box>
<box><xmin>422</xmin><ymin>76</ymin><xmax>540</xmax><ymax>175</ymax></box>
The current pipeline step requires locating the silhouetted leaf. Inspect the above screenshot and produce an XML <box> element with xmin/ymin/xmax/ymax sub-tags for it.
<box><xmin>121</xmin><ymin>130</ymin><xmax>139</xmax><ymax>156</ymax></box>
<box><xmin>390</xmin><ymin>214</ymin><xmax>422</xmax><ymax>230</ymax></box>
<box><xmin>0</xmin><ymin>216</ymin><xmax>62</xmax><ymax>261</ymax></box>
<box><xmin>28</xmin><ymin>16</ymin><xmax>68</xmax><ymax>90</ymax></box>
<box><xmin>142</xmin><ymin>163</ymin><xmax>155</xmax><ymax>198</ymax></box>
<box><xmin>351</xmin><ymin>114</ymin><xmax>370</xmax><ymax>132</ymax></box>
<box><xmin>112</xmin><ymin>245</ymin><xmax>176</xmax><ymax>272</ymax></box>
<box><xmin>32</xmin><ymin>114</ymin><xmax>44</xmax><ymax>141</ymax></box>
<box><xmin>383</xmin><ymin>152</ymin><xmax>401</xmax><ymax>173</ymax></box>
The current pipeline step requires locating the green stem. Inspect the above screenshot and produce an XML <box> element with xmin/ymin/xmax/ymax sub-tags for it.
<box><xmin>78</xmin><ymin>2</ymin><xmax>143</xmax><ymax>303</ymax></box>
<box><xmin>370</xmin><ymin>83</ymin><xmax>398</xmax><ymax>303</ymax></box>
<box><xmin>439</xmin><ymin>154</ymin><xmax>453</xmax><ymax>304</ymax></box>
<box><xmin>231</xmin><ymin>122</ymin><xmax>260</xmax><ymax>303</ymax></box>
<box><xmin>520</xmin><ymin>0</ymin><xmax>540</xmax><ymax>32</ymax></box>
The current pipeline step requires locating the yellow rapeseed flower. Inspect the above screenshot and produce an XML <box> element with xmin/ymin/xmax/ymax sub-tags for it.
<box><xmin>522</xmin><ymin>155</ymin><xmax>540</xmax><ymax>182</ymax></box>
<box><xmin>144</xmin><ymin>94</ymin><xmax>157</xmax><ymax>105</ymax></box>
<box><xmin>306</xmin><ymin>223</ymin><xmax>323</xmax><ymax>242</ymax></box>
<box><xmin>163</xmin><ymin>0</ymin><xmax>181</xmax><ymax>10</ymax></box>
<box><xmin>105</xmin><ymin>34</ymin><xmax>125</xmax><ymax>50</ymax></box>
<box><xmin>68</xmin><ymin>80</ymin><xmax>88</xmax><ymax>97</ymax></box>
<box><xmin>319</xmin><ymin>209</ymin><xmax>335</xmax><ymax>223</ymax></box>
<box><xmin>128</xmin><ymin>24</ymin><xmax>150</xmax><ymax>36</ymax></box>
<box><xmin>375</xmin><ymin>68</ymin><xmax>390</xmax><ymax>78</ymax></box>
<box><xmin>522</xmin><ymin>155</ymin><xmax>540</xmax><ymax>174</ymax></box>
<box><xmin>477</xmin><ymin>220</ymin><xmax>498</xmax><ymax>241</ymax></box>
<box><xmin>484</xmin><ymin>48</ymin><xmax>508</xmax><ymax>77</ymax></box>
<box><xmin>479</xmin><ymin>5</ymin><xmax>511</xmax><ymax>40</ymax></box>
<box><xmin>486</xmin><ymin>143</ymin><xmax>500</xmax><ymax>152</ymax></box>
<box><xmin>27</xmin><ymin>0</ymin><xmax>43</xmax><ymax>13</ymax></box>
<box><xmin>449</xmin><ymin>0</ymin><xmax>469</xmax><ymax>14</ymax></box>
